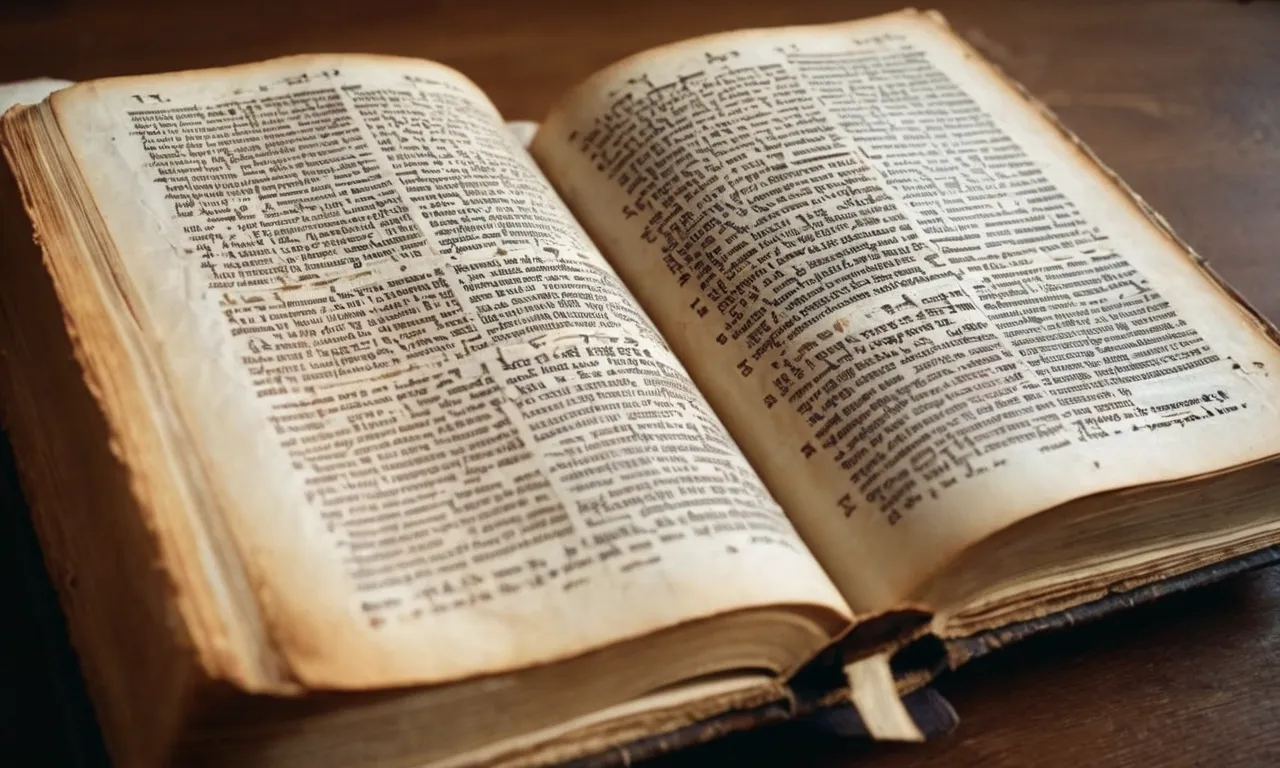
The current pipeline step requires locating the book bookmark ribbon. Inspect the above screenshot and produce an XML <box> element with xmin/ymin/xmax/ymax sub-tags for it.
<box><xmin>844</xmin><ymin>654</ymin><xmax>924</xmax><ymax>742</ymax></box>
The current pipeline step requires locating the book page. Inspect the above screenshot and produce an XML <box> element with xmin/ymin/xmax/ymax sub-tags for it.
<box><xmin>505</xmin><ymin>119</ymin><xmax>540</xmax><ymax>148</ymax></box>
<box><xmin>0</xmin><ymin>78</ymin><xmax>71</xmax><ymax>112</ymax></box>
<box><xmin>532</xmin><ymin>10</ymin><xmax>1280</xmax><ymax>612</ymax></box>
<box><xmin>48</xmin><ymin>55</ymin><xmax>850</xmax><ymax>688</ymax></box>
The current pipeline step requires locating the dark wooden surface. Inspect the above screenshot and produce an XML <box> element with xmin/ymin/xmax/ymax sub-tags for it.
<box><xmin>2</xmin><ymin>0</ymin><xmax>1280</xmax><ymax>765</ymax></box>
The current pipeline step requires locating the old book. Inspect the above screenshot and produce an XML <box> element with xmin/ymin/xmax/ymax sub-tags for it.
<box><xmin>3</xmin><ymin>8</ymin><xmax>1279</xmax><ymax>767</ymax></box>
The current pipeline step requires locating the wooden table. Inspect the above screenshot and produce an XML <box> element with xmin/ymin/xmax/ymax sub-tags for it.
<box><xmin>2</xmin><ymin>0</ymin><xmax>1279</xmax><ymax>765</ymax></box>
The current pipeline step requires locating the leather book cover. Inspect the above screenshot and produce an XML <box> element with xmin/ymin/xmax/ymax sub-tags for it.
<box><xmin>941</xmin><ymin>545</ymin><xmax>1280</xmax><ymax>668</ymax></box>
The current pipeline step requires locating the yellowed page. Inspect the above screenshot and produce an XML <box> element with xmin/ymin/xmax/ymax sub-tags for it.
<box><xmin>532</xmin><ymin>10</ymin><xmax>1280</xmax><ymax>612</ymax></box>
<box><xmin>49</xmin><ymin>54</ymin><xmax>850</xmax><ymax>689</ymax></box>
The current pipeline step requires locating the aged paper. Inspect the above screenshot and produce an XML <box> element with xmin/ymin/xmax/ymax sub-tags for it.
<box><xmin>50</xmin><ymin>55</ymin><xmax>850</xmax><ymax>688</ymax></box>
<box><xmin>533</xmin><ymin>11</ymin><xmax>1280</xmax><ymax>611</ymax></box>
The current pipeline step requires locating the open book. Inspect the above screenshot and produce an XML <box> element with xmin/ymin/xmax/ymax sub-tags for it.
<box><xmin>3</xmin><ymin>9</ymin><xmax>1280</xmax><ymax>767</ymax></box>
